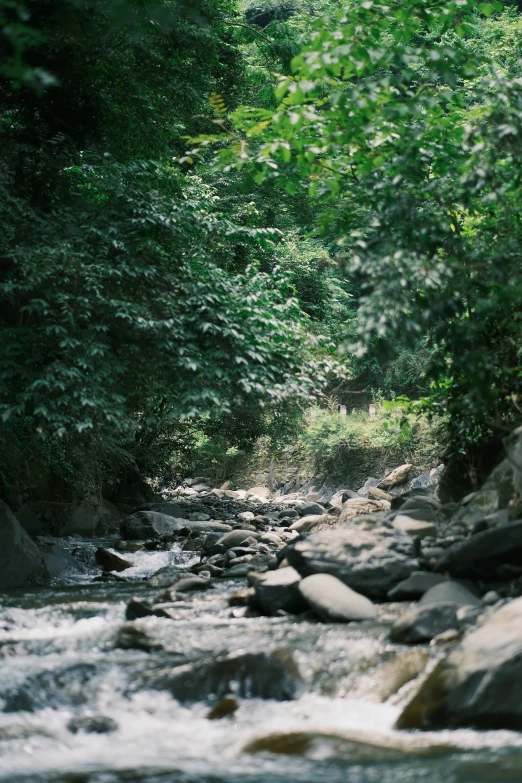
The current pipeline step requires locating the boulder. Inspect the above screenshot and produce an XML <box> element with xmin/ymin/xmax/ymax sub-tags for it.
<box><xmin>295</xmin><ymin>501</ymin><xmax>325</xmax><ymax>516</ymax></box>
<box><xmin>288</xmin><ymin>514</ymin><xmax>322</xmax><ymax>534</ymax></box>
<box><xmin>298</xmin><ymin>574</ymin><xmax>377</xmax><ymax>622</ymax></box>
<box><xmin>287</xmin><ymin>524</ymin><xmax>418</xmax><ymax>600</ymax></box>
<box><xmin>247</xmin><ymin>486</ymin><xmax>270</xmax><ymax>499</ymax></box>
<box><xmin>173</xmin><ymin>575</ymin><xmax>210</xmax><ymax>592</ymax></box>
<box><xmin>435</xmin><ymin>519</ymin><xmax>522</xmax><ymax>580</ymax></box>
<box><xmin>147</xmin><ymin>566</ymin><xmax>193</xmax><ymax>588</ymax></box>
<box><xmin>121</xmin><ymin>511</ymin><xmax>186</xmax><ymax>540</ymax></box>
<box><xmin>378</xmin><ymin>464</ymin><xmax>412</xmax><ymax>490</ymax></box>
<box><xmin>419</xmin><ymin>581</ymin><xmax>481</xmax><ymax>609</ymax></box>
<box><xmin>0</xmin><ymin>501</ymin><xmax>50</xmax><ymax>587</ymax></box>
<box><xmin>38</xmin><ymin>544</ymin><xmax>79</xmax><ymax>578</ymax></box>
<box><xmin>450</xmin><ymin>458</ymin><xmax>515</xmax><ymax>529</ymax></box>
<box><xmin>253</xmin><ymin>566</ymin><xmax>306</xmax><ymax>615</ymax></box>
<box><xmin>145</xmin><ymin>650</ymin><xmax>303</xmax><ymax>702</ymax></box>
<box><xmin>15</xmin><ymin>503</ymin><xmax>46</xmax><ymax>537</ymax></box>
<box><xmin>392</xmin><ymin>495</ymin><xmax>442</xmax><ymax>522</ymax></box>
<box><xmin>390</xmin><ymin>603</ymin><xmax>459</xmax><ymax>644</ymax></box>
<box><xmin>396</xmin><ymin>596</ymin><xmax>522</xmax><ymax>730</ymax></box>
<box><xmin>215</xmin><ymin>530</ymin><xmax>261</xmax><ymax>551</ymax></box>
<box><xmin>357</xmin><ymin>478</ymin><xmax>381</xmax><ymax>496</ymax></box>
<box><xmin>125</xmin><ymin>597</ymin><xmax>171</xmax><ymax>621</ymax></box>
<box><xmin>68</xmin><ymin>498</ymin><xmax>121</xmax><ymax>536</ymax></box>
<box><xmin>95</xmin><ymin>547</ymin><xmax>131</xmax><ymax>572</ymax></box>
<box><xmin>339</xmin><ymin>497</ymin><xmax>390</xmax><ymax>523</ymax></box>
<box><xmin>388</xmin><ymin>572</ymin><xmax>447</xmax><ymax>601</ymax></box>
<box><xmin>392</xmin><ymin>516</ymin><xmax>436</xmax><ymax>539</ymax></box>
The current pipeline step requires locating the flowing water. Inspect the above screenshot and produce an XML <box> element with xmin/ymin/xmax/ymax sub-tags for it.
<box><xmin>2</xmin><ymin>537</ymin><xmax>522</xmax><ymax>783</ymax></box>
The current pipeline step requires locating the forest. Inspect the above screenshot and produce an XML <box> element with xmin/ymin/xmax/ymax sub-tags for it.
<box><xmin>2</xmin><ymin>0</ymin><xmax>522</xmax><ymax>507</ymax></box>
<box><xmin>3</xmin><ymin>2</ymin><xmax>522</xmax><ymax>781</ymax></box>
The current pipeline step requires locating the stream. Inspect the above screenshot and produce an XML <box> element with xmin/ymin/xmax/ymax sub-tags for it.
<box><xmin>2</xmin><ymin>536</ymin><xmax>522</xmax><ymax>783</ymax></box>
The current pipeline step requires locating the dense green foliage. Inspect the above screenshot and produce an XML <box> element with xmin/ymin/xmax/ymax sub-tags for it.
<box><xmin>3</xmin><ymin>0</ymin><xmax>522</xmax><ymax>505</ymax></box>
<box><xmin>193</xmin><ymin>0</ymin><xmax>522</xmax><ymax>467</ymax></box>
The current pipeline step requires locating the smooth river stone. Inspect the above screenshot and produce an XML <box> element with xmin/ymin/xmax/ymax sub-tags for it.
<box><xmin>298</xmin><ymin>574</ymin><xmax>377</xmax><ymax>622</ymax></box>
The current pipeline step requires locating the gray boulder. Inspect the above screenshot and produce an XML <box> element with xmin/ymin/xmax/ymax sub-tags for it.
<box><xmin>287</xmin><ymin>524</ymin><xmax>418</xmax><ymax>600</ymax></box>
<box><xmin>253</xmin><ymin>566</ymin><xmax>306</xmax><ymax>615</ymax></box>
<box><xmin>298</xmin><ymin>574</ymin><xmax>377</xmax><ymax>622</ymax></box>
<box><xmin>435</xmin><ymin>519</ymin><xmax>522</xmax><ymax>580</ymax></box>
<box><xmin>38</xmin><ymin>544</ymin><xmax>79</xmax><ymax>578</ymax></box>
<box><xmin>121</xmin><ymin>511</ymin><xmax>186</xmax><ymax>540</ymax></box>
<box><xmin>396</xmin><ymin>596</ymin><xmax>522</xmax><ymax>730</ymax></box>
<box><xmin>147</xmin><ymin>566</ymin><xmax>193</xmax><ymax>588</ymax></box>
<box><xmin>0</xmin><ymin>501</ymin><xmax>50</xmax><ymax>587</ymax></box>
<box><xmin>215</xmin><ymin>530</ymin><xmax>261</xmax><ymax>551</ymax></box>
<box><xmin>145</xmin><ymin>650</ymin><xmax>303</xmax><ymax>702</ymax></box>
<box><xmin>295</xmin><ymin>501</ymin><xmax>325</xmax><ymax>516</ymax></box>
<box><xmin>392</xmin><ymin>516</ymin><xmax>436</xmax><ymax>539</ymax></box>
<box><xmin>419</xmin><ymin>581</ymin><xmax>481</xmax><ymax>609</ymax></box>
<box><xmin>388</xmin><ymin>572</ymin><xmax>447</xmax><ymax>601</ymax></box>
<box><xmin>288</xmin><ymin>515</ymin><xmax>322</xmax><ymax>534</ymax></box>
<box><xmin>379</xmin><ymin>464</ymin><xmax>412</xmax><ymax>490</ymax></box>
<box><xmin>390</xmin><ymin>602</ymin><xmax>459</xmax><ymax>644</ymax></box>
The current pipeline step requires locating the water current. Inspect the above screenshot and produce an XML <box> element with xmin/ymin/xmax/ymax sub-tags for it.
<box><xmin>1</xmin><ymin>537</ymin><xmax>522</xmax><ymax>783</ymax></box>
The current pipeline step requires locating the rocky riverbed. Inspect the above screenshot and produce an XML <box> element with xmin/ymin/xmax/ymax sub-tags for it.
<box><xmin>3</xmin><ymin>428</ymin><xmax>522</xmax><ymax>782</ymax></box>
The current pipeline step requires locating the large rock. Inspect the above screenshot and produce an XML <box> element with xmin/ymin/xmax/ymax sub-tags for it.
<box><xmin>396</xmin><ymin>596</ymin><xmax>522</xmax><ymax>730</ymax></box>
<box><xmin>435</xmin><ymin>519</ymin><xmax>522</xmax><ymax>580</ymax></box>
<box><xmin>145</xmin><ymin>650</ymin><xmax>303</xmax><ymax>702</ymax></box>
<box><xmin>390</xmin><ymin>603</ymin><xmax>459</xmax><ymax>644</ymax></box>
<box><xmin>120</xmin><ymin>511</ymin><xmax>186</xmax><ymax>540</ymax></box>
<box><xmin>339</xmin><ymin>497</ymin><xmax>390</xmax><ymax>523</ymax></box>
<box><xmin>419</xmin><ymin>581</ymin><xmax>481</xmax><ymax>609</ymax></box>
<box><xmin>247</xmin><ymin>486</ymin><xmax>270</xmax><ymax>499</ymax></box>
<box><xmin>38</xmin><ymin>544</ymin><xmax>79</xmax><ymax>578</ymax></box>
<box><xmin>450</xmin><ymin>458</ymin><xmax>515</xmax><ymax>529</ymax></box>
<box><xmin>68</xmin><ymin>498</ymin><xmax>121</xmax><ymax>536</ymax></box>
<box><xmin>288</xmin><ymin>515</ymin><xmax>322</xmax><ymax>534</ymax></box>
<box><xmin>295</xmin><ymin>501</ymin><xmax>325</xmax><ymax>516</ymax></box>
<box><xmin>287</xmin><ymin>524</ymin><xmax>418</xmax><ymax>600</ymax></box>
<box><xmin>379</xmin><ymin>464</ymin><xmax>412</xmax><ymax>490</ymax></box>
<box><xmin>392</xmin><ymin>516</ymin><xmax>436</xmax><ymax>539</ymax></box>
<box><xmin>298</xmin><ymin>574</ymin><xmax>377</xmax><ymax>622</ymax></box>
<box><xmin>388</xmin><ymin>572</ymin><xmax>447</xmax><ymax>601</ymax></box>
<box><xmin>253</xmin><ymin>566</ymin><xmax>306</xmax><ymax>615</ymax></box>
<box><xmin>215</xmin><ymin>530</ymin><xmax>261</xmax><ymax>551</ymax></box>
<box><xmin>95</xmin><ymin>547</ymin><xmax>131</xmax><ymax>572</ymax></box>
<box><xmin>0</xmin><ymin>501</ymin><xmax>50</xmax><ymax>587</ymax></box>
<box><xmin>147</xmin><ymin>566</ymin><xmax>193</xmax><ymax>588</ymax></box>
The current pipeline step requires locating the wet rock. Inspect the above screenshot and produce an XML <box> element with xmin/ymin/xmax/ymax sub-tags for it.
<box><xmin>67</xmin><ymin>714</ymin><xmax>118</xmax><ymax>734</ymax></box>
<box><xmin>147</xmin><ymin>566</ymin><xmax>193</xmax><ymax>588</ymax></box>
<box><xmin>288</xmin><ymin>515</ymin><xmax>322</xmax><ymax>533</ymax></box>
<box><xmin>183</xmin><ymin>520</ymin><xmax>232</xmax><ymax>535</ymax></box>
<box><xmin>0</xmin><ymin>500</ymin><xmax>50</xmax><ymax>588</ymax></box>
<box><xmin>390</xmin><ymin>602</ymin><xmax>459</xmax><ymax>644</ymax></box>
<box><xmin>456</xmin><ymin>605</ymin><xmax>483</xmax><ymax>628</ymax></box>
<box><xmin>379</xmin><ymin>464</ymin><xmax>413</xmax><ymax>490</ymax></box>
<box><xmin>38</xmin><ymin>544</ymin><xmax>79</xmax><ymax>577</ymax></box>
<box><xmin>125</xmin><ymin>597</ymin><xmax>171</xmax><ymax>620</ymax></box>
<box><xmin>482</xmin><ymin>590</ymin><xmax>501</xmax><ymax>605</ymax></box>
<box><xmin>207</xmin><ymin>694</ymin><xmax>239</xmax><ymax>720</ymax></box>
<box><xmin>192</xmin><ymin>563</ymin><xmax>224</xmax><ymax>577</ymax></box>
<box><xmin>216</xmin><ymin>530</ymin><xmax>261</xmax><ymax>551</ymax></box>
<box><xmin>114</xmin><ymin>623</ymin><xmax>164</xmax><ymax>651</ymax></box>
<box><xmin>237</xmin><ymin>511</ymin><xmax>255</xmax><ymax>523</ymax></box>
<box><xmin>95</xmin><ymin>547</ymin><xmax>132</xmax><ymax>572</ymax></box>
<box><xmin>287</xmin><ymin>524</ymin><xmax>418</xmax><ymax>600</ymax></box>
<box><xmin>430</xmin><ymin>629</ymin><xmax>461</xmax><ymax>646</ymax></box>
<box><xmin>295</xmin><ymin>501</ymin><xmax>325</xmax><ymax>516</ymax></box>
<box><xmin>392</xmin><ymin>516</ymin><xmax>436</xmax><ymax>539</ymax></box>
<box><xmin>228</xmin><ymin>588</ymin><xmax>257</xmax><ymax>606</ymax></box>
<box><xmin>388</xmin><ymin>572</ymin><xmax>447</xmax><ymax>601</ymax></box>
<box><xmin>174</xmin><ymin>576</ymin><xmax>211</xmax><ymax>592</ymax></box>
<box><xmin>146</xmin><ymin>650</ymin><xmax>303</xmax><ymax>702</ymax></box>
<box><xmin>397</xmin><ymin>595</ymin><xmax>522</xmax><ymax>730</ymax></box>
<box><xmin>435</xmin><ymin>519</ymin><xmax>522</xmax><ymax>580</ymax></box>
<box><xmin>121</xmin><ymin>511</ymin><xmax>186</xmax><ymax>540</ymax></box>
<box><xmin>419</xmin><ymin>581</ymin><xmax>481</xmax><ymax>609</ymax></box>
<box><xmin>340</xmin><ymin>497</ymin><xmax>390</xmax><ymax>523</ymax></box>
<box><xmin>115</xmin><ymin>540</ymin><xmax>142</xmax><ymax>553</ymax></box>
<box><xmin>254</xmin><ymin>567</ymin><xmax>306</xmax><ymax>615</ymax></box>
<box><xmin>298</xmin><ymin>574</ymin><xmax>377</xmax><ymax>622</ymax></box>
